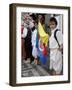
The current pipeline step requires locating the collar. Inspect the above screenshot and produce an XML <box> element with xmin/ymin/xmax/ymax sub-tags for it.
<box><xmin>51</xmin><ymin>27</ymin><xmax>57</xmax><ymax>33</ymax></box>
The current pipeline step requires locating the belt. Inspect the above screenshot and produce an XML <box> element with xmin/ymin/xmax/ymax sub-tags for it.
<box><xmin>21</xmin><ymin>38</ymin><xmax>24</xmax><ymax>39</ymax></box>
<box><xmin>49</xmin><ymin>48</ymin><xmax>59</xmax><ymax>50</ymax></box>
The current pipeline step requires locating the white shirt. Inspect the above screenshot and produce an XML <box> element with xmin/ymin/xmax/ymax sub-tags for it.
<box><xmin>49</xmin><ymin>28</ymin><xmax>63</xmax><ymax>49</ymax></box>
<box><xmin>31</xmin><ymin>29</ymin><xmax>38</xmax><ymax>58</ymax></box>
<box><xmin>31</xmin><ymin>29</ymin><xmax>37</xmax><ymax>47</ymax></box>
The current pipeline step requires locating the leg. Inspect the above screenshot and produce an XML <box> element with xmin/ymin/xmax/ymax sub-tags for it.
<box><xmin>21</xmin><ymin>39</ymin><xmax>26</xmax><ymax>60</ymax></box>
<box><xmin>53</xmin><ymin>51</ymin><xmax>63</xmax><ymax>75</ymax></box>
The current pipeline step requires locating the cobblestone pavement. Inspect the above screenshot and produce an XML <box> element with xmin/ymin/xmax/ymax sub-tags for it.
<box><xmin>21</xmin><ymin>59</ymin><xmax>50</xmax><ymax>77</ymax></box>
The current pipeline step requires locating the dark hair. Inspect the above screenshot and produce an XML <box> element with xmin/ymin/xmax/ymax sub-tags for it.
<box><xmin>49</xmin><ymin>17</ymin><xmax>57</xmax><ymax>25</ymax></box>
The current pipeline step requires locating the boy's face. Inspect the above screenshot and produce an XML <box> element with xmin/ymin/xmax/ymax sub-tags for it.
<box><xmin>49</xmin><ymin>21</ymin><xmax>56</xmax><ymax>30</ymax></box>
<box><xmin>28</xmin><ymin>20</ymin><xmax>34</xmax><ymax>29</ymax></box>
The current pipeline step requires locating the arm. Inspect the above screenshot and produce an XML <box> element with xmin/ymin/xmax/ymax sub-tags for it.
<box><xmin>56</xmin><ymin>31</ymin><xmax>63</xmax><ymax>52</ymax></box>
<box><xmin>21</xmin><ymin>27</ymin><xmax>28</xmax><ymax>38</ymax></box>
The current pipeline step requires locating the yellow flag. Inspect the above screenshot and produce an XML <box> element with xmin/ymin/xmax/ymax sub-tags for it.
<box><xmin>38</xmin><ymin>22</ymin><xmax>49</xmax><ymax>46</ymax></box>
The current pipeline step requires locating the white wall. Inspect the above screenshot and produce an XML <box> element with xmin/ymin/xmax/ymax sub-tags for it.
<box><xmin>0</xmin><ymin>0</ymin><xmax>72</xmax><ymax>90</ymax></box>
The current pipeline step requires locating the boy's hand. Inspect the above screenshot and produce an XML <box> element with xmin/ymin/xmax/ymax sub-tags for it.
<box><xmin>58</xmin><ymin>44</ymin><xmax>63</xmax><ymax>54</ymax></box>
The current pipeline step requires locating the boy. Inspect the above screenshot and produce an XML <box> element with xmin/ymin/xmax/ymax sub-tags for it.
<box><xmin>28</xmin><ymin>17</ymin><xmax>38</xmax><ymax>64</ymax></box>
<box><xmin>49</xmin><ymin>17</ymin><xmax>63</xmax><ymax>75</ymax></box>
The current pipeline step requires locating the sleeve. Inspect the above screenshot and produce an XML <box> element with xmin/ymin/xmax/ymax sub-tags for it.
<box><xmin>21</xmin><ymin>28</ymin><xmax>28</xmax><ymax>38</ymax></box>
<box><xmin>32</xmin><ymin>30</ymin><xmax>37</xmax><ymax>46</ymax></box>
<box><xmin>56</xmin><ymin>31</ymin><xmax>63</xmax><ymax>45</ymax></box>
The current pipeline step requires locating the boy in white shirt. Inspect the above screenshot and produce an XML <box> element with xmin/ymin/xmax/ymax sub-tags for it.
<box><xmin>29</xmin><ymin>20</ymin><xmax>38</xmax><ymax>64</ymax></box>
<box><xmin>49</xmin><ymin>17</ymin><xmax>63</xmax><ymax>75</ymax></box>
